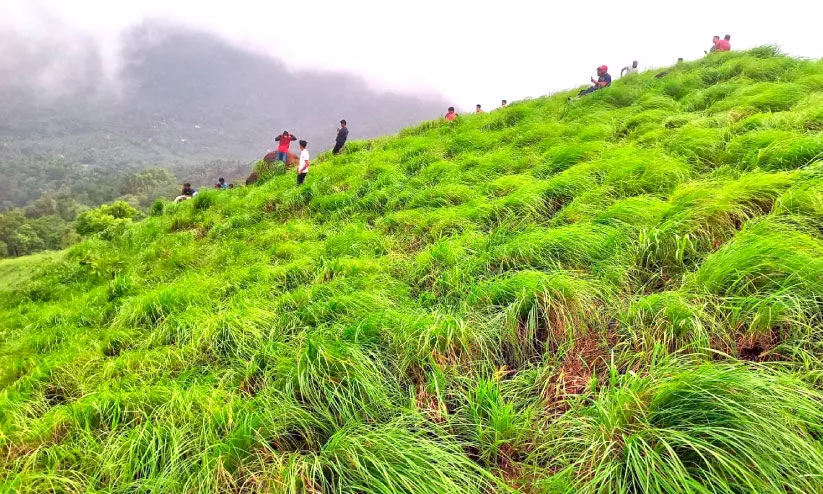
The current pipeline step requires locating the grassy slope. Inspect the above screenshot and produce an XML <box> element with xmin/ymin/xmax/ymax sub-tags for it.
<box><xmin>2</xmin><ymin>47</ymin><xmax>823</xmax><ymax>493</ymax></box>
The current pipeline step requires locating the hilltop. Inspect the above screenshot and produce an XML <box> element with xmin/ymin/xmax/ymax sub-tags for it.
<box><xmin>2</xmin><ymin>47</ymin><xmax>823</xmax><ymax>493</ymax></box>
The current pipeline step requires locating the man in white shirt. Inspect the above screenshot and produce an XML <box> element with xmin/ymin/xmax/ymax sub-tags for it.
<box><xmin>621</xmin><ymin>61</ymin><xmax>639</xmax><ymax>77</ymax></box>
<box><xmin>297</xmin><ymin>140</ymin><xmax>310</xmax><ymax>185</ymax></box>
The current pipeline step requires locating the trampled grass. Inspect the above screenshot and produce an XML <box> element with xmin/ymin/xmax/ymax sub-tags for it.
<box><xmin>2</xmin><ymin>48</ymin><xmax>823</xmax><ymax>493</ymax></box>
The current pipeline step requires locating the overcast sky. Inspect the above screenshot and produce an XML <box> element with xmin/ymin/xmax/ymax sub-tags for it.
<box><xmin>3</xmin><ymin>0</ymin><xmax>823</xmax><ymax>110</ymax></box>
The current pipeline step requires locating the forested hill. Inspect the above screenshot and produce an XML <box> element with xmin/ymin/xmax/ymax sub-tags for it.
<box><xmin>2</xmin><ymin>48</ymin><xmax>823</xmax><ymax>493</ymax></box>
<box><xmin>0</xmin><ymin>20</ymin><xmax>447</xmax><ymax>174</ymax></box>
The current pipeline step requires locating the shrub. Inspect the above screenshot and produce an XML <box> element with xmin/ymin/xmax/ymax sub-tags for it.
<box><xmin>75</xmin><ymin>200</ymin><xmax>139</xmax><ymax>235</ymax></box>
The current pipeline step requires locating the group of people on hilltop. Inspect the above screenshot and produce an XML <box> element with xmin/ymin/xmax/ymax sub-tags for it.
<box><xmin>177</xmin><ymin>34</ymin><xmax>735</xmax><ymax>199</ymax></box>
<box><xmin>270</xmin><ymin>131</ymin><xmax>312</xmax><ymax>185</ymax></box>
<box><xmin>444</xmin><ymin>100</ymin><xmax>508</xmax><ymax>121</ymax></box>
<box><xmin>567</xmin><ymin>34</ymin><xmax>732</xmax><ymax>100</ymax></box>
<box><xmin>453</xmin><ymin>34</ymin><xmax>733</xmax><ymax>110</ymax></box>
<box><xmin>174</xmin><ymin>177</ymin><xmax>235</xmax><ymax>202</ymax></box>
<box><xmin>708</xmin><ymin>34</ymin><xmax>732</xmax><ymax>54</ymax></box>
<box><xmin>270</xmin><ymin>120</ymin><xmax>349</xmax><ymax>185</ymax></box>
<box><xmin>173</xmin><ymin>119</ymin><xmax>348</xmax><ymax>200</ymax></box>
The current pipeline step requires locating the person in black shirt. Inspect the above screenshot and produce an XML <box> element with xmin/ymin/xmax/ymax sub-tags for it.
<box><xmin>577</xmin><ymin>65</ymin><xmax>612</xmax><ymax>96</ymax></box>
<box><xmin>333</xmin><ymin>119</ymin><xmax>349</xmax><ymax>155</ymax></box>
<box><xmin>175</xmin><ymin>183</ymin><xmax>197</xmax><ymax>202</ymax></box>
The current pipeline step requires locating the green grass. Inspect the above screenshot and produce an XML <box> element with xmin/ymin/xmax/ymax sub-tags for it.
<box><xmin>2</xmin><ymin>48</ymin><xmax>823</xmax><ymax>493</ymax></box>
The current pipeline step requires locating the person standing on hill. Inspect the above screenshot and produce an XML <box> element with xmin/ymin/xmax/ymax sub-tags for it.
<box><xmin>445</xmin><ymin>107</ymin><xmax>457</xmax><ymax>122</ymax></box>
<box><xmin>501</xmin><ymin>100</ymin><xmax>508</xmax><ymax>108</ymax></box>
<box><xmin>297</xmin><ymin>140</ymin><xmax>310</xmax><ymax>186</ymax></box>
<box><xmin>577</xmin><ymin>65</ymin><xmax>611</xmax><ymax>96</ymax></box>
<box><xmin>621</xmin><ymin>61</ymin><xmax>639</xmax><ymax>76</ymax></box>
<box><xmin>333</xmin><ymin>120</ymin><xmax>349</xmax><ymax>155</ymax></box>
<box><xmin>476</xmin><ymin>104</ymin><xmax>484</xmax><ymax>113</ymax></box>
<box><xmin>274</xmin><ymin>131</ymin><xmax>298</xmax><ymax>164</ymax></box>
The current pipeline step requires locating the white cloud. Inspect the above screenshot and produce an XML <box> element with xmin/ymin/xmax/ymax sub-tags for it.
<box><xmin>3</xmin><ymin>0</ymin><xmax>823</xmax><ymax>110</ymax></box>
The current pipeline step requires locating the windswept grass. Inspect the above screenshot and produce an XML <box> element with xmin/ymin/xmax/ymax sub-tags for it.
<box><xmin>3</xmin><ymin>49</ymin><xmax>823</xmax><ymax>492</ymax></box>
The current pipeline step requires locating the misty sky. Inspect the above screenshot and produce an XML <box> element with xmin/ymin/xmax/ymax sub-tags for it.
<box><xmin>3</xmin><ymin>0</ymin><xmax>823</xmax><ymax>110</ymax></box>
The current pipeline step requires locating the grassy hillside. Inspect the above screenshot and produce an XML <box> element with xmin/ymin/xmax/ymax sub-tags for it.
<box><xmin>2</xmin><ymin>47</ymin><xmax>823</xmax><ymax>493</ymax></box>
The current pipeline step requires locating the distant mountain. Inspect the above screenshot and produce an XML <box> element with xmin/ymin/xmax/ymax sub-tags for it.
<box><xmin>0</xmin><ymin>21</ymin><xmax>447</xmax><ymax>170</ymax></box>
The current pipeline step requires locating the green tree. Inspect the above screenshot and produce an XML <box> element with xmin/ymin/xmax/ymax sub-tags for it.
<box><xmin>9</xmin><ymin>223</ymin><xmax>45</xmax><ymax>256</ymax></box>
<box><xmin>75</xmin><ymin>201</ymin><xmax>140</xmax><ymax>236</ymax></box>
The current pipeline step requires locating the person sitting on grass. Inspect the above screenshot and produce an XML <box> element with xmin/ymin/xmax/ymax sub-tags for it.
<box><xmin>215</xmin><ymin>177</ymin><xmax>227</xmax><ymax>189</ymax></box>
<box><xmin>174</xmin><ymin>183</ymin><xmax>197</xmax><ymax>202</ymax></box>
<box><xmin>707</xmin><ymin>35</ymin><xmax>730</xmax><ymax>54</ymax></box>
<box><xmin>297</xmin><ymin>140</ymin><xmax>310</xmax><ymax>186</ymax></box>
<box><xmin>274</xmin><ymin>130</ymin><xmax>299</xmax><ymax>164</ymax></box>
<box><xmin>445</xmin><ymin>107</ymin><xmax>457</xmax><ymax>122</ymax></box>
<box><xmin>476</xmin><ymin>104</ymin><xmax>483</xmax><ymax>113</ymax></box>
<box><xmin>620</xmin><ymin>60</ymin><xmax>639</xmax><ymax>77</ymax></box>
<box><xmin>655</xmin><ymin>58</ymin><xmax>684</xmax><ymax>79</ymax></box>
<box><xmin>501</xmin><ymin>99</ymin><xmax>508</xmax><ymax>108</ymax></box>
<box><xmin>577</xmin><ymin>65</ymin><xmax>612</xmax><ymax>97</ymax></box>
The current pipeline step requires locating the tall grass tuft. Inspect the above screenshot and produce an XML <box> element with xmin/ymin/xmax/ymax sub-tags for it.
<box><xmin>541</xmin><ymin>361</ymin><xmax>823</xmax><ymax>493</ymax></box>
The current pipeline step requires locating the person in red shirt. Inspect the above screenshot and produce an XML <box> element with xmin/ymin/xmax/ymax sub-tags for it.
<box><xmin>274</xmin><ymin>130</ymin><xmax>299</xmax><ymax>164</ymax></box>
<box><xmin>445</xmin><ymin>107</ymin><xmax>457</xmax><ymax>122</ymax></box>
<box><xmin>708</xmin><ymin>35</ymin><xmax>731</xmax><ymax>53</ymax></box>
<box><xmin>718</xmin><ymin>34</ymin><xmax>731</xmax><ymax>51</ymax></box>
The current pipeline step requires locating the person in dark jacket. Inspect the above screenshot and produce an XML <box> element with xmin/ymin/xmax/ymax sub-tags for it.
<box><xmin>175</xmin><ymin>183</ymin><xmax>197</xmax><ymax>202</ymax></box>
<box><xmin>333</xmin><ymin>120</ymin><xmax>349</xmax><ymax>155</ymax></box>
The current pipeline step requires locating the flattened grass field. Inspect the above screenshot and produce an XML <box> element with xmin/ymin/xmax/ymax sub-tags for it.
<box><xmin>2</xmin><ymin>47</ymin><xmax>823</xmax><ymax>493</ymax></box>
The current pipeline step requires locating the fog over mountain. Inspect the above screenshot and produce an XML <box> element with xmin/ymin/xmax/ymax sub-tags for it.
<box><xmin>0</xmin><ymin>20</ymin><xmax>448</xmax><ymax>169</ymax></box>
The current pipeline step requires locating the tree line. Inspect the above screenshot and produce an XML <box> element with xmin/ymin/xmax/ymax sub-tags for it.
<box><xmin>0</xmin><ymin>158</ymin><xmax>249</xmax><ymax>258</ymax></box>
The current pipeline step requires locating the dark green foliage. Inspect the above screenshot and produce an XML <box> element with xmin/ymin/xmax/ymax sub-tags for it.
<box><xmin>75</xmin><ymin>201</ymin><xmax>140</xmax><ymax>236</ymax></box>
<box><xmin>0</xmin><ymin>162</ymin><xmax>224</xmax><ymax>258</ymax></box>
